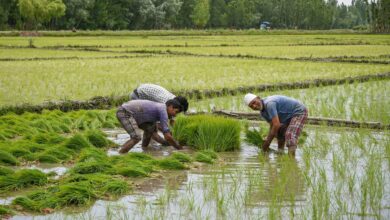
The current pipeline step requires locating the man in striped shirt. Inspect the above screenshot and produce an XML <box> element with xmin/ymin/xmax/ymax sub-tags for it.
<box><xmin>130</xmin><ymin>83</ymin><xmax>188</xmax><ymax>113</ymax></box>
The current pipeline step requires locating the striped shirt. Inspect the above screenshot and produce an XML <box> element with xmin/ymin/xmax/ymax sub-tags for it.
<box><xmin>121</xmin><ymin>100</ymin><xmax>170</xmax><ymax>133</ymax></box>
<box><xmin>135</xmin><ymin>84</ymin><xmax>175</xmax><ymax>104</ymax></box>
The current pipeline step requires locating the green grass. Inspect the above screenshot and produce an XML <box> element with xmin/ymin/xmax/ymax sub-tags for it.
<box><xmin>1</xmin><ymin>56</ymin><xmax>389</xmax><ymax>106</ymax></box>
<box><xmin>191</xmin><ymin>80</ymin><xmax>390</xmax><ymax>124</ymax></box>
<box><xmin>173</xmin><ymin>115</ymin><xmax>241</xmax><ymax>151</ymax></box>
<box><xmin>113</xmin><ymin>44</ymin><xmax>390</xmax><ymax>59</ymax></box>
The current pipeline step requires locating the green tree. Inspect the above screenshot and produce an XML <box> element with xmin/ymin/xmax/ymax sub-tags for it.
<box><xmin>18</xmin><ymin>0</ymin><xmax>65</xmax><ymax>29</ymax></box>
<box><xmin>191</xmin><ymin>0</ymin><xmax>209</xmax><ymax>28</ymax></box>
<box><xmin>208</xmin><ymin>0</ymin><xmax>227</xmax><ymax>27</ymax></box>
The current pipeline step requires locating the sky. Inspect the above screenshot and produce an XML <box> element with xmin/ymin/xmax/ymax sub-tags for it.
<box><xmin>338</xmin><ymin>0</ymin><xmax>352</xmax><ymax>5</ymax></box>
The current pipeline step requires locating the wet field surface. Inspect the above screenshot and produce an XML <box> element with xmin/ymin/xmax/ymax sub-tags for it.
<box><xmin>6</xmin><ymin>127</ymin><xmax>390</xmax><ymax>220</ymax></box>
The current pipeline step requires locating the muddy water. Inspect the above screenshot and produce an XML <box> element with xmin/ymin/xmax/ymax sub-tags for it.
<box><xmin>9</xmin><ymin>127</ymin><xmax>390</xmax><ymax>219</ymax></box>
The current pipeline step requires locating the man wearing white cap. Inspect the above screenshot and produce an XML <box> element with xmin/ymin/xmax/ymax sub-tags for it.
<box><xmin>244</xmin><ymin>93</ymin><xmax>308</xmax><ymax>156</ymax></box>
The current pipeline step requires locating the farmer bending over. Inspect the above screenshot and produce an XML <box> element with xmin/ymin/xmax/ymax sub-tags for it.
<box><xmin>116</xmin><ymin>99</ymin><xmax>183</xmax><ymax>154</ymax></box>
<box><xmin>244</xmin><ymin>94</ymin><xmax>308</xmax><ymax>156</ymax></box>
<box><xmin>130</xmin><ymin>83</ymin><xmax>189</xmax><ymax>116</ymax></box>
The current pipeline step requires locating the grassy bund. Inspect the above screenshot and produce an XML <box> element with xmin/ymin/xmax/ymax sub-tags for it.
<box><xmin>0</xmin><ymin>31</ymin><xmax>389</xmax><ymax>219</ymax></box>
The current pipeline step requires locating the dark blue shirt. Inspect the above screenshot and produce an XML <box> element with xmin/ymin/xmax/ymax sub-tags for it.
<box><xmin>260</xmin><ymin>95</ymin><xmax>306</xmax><ymax>124</ymax></box>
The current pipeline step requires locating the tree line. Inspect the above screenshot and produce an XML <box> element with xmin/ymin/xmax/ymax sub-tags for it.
<box><xmin>0</xmin><ymin>0</ymin><xmax>389</xmax><ymax>32</ymax></box>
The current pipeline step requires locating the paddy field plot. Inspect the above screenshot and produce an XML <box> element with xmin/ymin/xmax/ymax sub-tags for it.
<box><xmin>0</xmin><ymin>32</ymin><xmax>389</xmax><ymax>219</ymax></box>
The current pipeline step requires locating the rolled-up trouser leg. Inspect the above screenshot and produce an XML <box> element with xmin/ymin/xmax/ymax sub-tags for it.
<box><xmin>116</xmin><ymin>107</ymin><xmax>141</xmax><ymax>141</ymax></box>
<box><xmin>139</xmin><ymin>122</ymin><xmax>156</xmax><ymax>147</ymax></box>
<box><xmin>285</xmin><ymin>109</ymin><xmax>308</xmax><ymax>153</ymax></box>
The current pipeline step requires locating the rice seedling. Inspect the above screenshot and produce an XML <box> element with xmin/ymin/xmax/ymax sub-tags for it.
<box><xmin>37</xmin><ymin>154</ymin><xmax>61</xmax><ymax>163</ymax></box>
<box><xmin>0</xmin><ymin>169</ymin><xmax>47</xmax><ymax>192</ymax></box>
<box><xmin>43</xmin><ymin>146</ymin><xmax>74</xmax><ymax>161</ymax></box>
<box><xmin>171</xmin><ymin>152</ymin><xmax>192</xmax><ymax>163</ymax></box>
<box><xmin>84</xmin><ymin>129</ymin><xmax>113</xmax><ymax>148</ymax></box>
<box><xmin>173</xmin><ymin>115</ymin><xmax>241</xmax><ymax>151</ymax></box>
<box><xmin>64</xmin><ymin>134</ymin><xmax>93</xmax><ymax>151</ymax></box>
<box><xmin>244</xmin><ymin>126</ymin><xmax>266</xmax><ymax>147</ymax></box>
<box><xmin>103</xmin><ymin>179</ymin><xmax>130</xmax><ymax>196</ymax></box>
<box><xmin>56</xmin><ymin>181</ymin><xmax>97</xmax><ymax>206</ymax></box>
<box><xmin>0</xmin><ymin>205</ymin><xmax>12</xmax><ymax>216</ymax></box>
<box><xmin>0</xmin><ymin>150</ymin><xmax>19</xmax><ymax>165</ymax></box>
<box><xmin>71</xmin><ymin>160</ymin><xmax>113</xmax><ymax>174</ymax></box>
<box><xmin>194</xmin><ymin>152</ymin><xmax>214</xmax><ymax>164</ymax></box>
<box><xmin>116</xmin><ymin>167</ymin><xmax>149</xmax><ymax>177</ymax></box>
<box><xmin>77</xmin><ymin>147</ymin><xmax>108</xmax><ymax>162</ymax></box>
<box><xmin>0</xmin><ymin>166</ymin><xmax>14</xmax><ymax>176</ymax></box>
<box><xmin>157</xmin><ymin>158</ymin><xmax>187</xmax><ymax>170</ymax></box>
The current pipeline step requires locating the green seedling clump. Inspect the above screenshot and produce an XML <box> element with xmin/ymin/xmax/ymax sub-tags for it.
<box><xmin>37</xmin><ymin>154</ymin><xmax>60</xmax><ymax>163</ymax></box>
<box><xmin>117</xmin><ymin>167</ymin><xmax>149</xmax><ymax>177</ymax></box>
<box><xmin>0</xmin><ymin>166</ymin><xmax>14</xmax><ymax>176</ymax></box>
<box><xmin>12</xmin><ymin>197</ymin><xmax>39</xmax><ymax>212</ymax></box>
<box><xmin>0</xmin><ymin>169</ymin><xmax>47</xmax><ymax>192</ymax></box>
<box><xmin>245</xmin><ymin>127</ymin><xmax>265</xmax><ymax>147</ymax></box>
<box><xmin>0</xmin><ymin>205</ymin><xmax>12</xmax><ymax>216</ymax></box>
<box><xmin>71</xmin><ymin>160</ymin><xmax>113</xmax><ymax>174</ymax></box>
<box><xmin>56</xmin><ymin>182</ymin><xmax>97</xmax><ymax>206</ymax></box>
<box><xmin>64</xmin><ymin>134</ymin><xmax>92</xmax><ymax>150</ymax></box>
<box><xmin>84</xmin><ymin>130</ymin><xmax>111</xmax><ymax>148</ymax></box>
<box><xmin>171</xmin><ymin>152</ymin><xmax>192</xmax><ymax>163</ymax></box>
<box><xmin>158</xmin><ymin>158</ymin><xmax>187</xmax><ymax>170</ymax></box>
<box><xmin>0</xmin><ymin>150</ymin><xmax>19</xmax><ymax>165</ymax></box>
<box><xmin>194</xmin><ymin>151</ymin><xmax>216</xmax><ymax>164</ymax></box>
<box><xmin>7</xmin><ymin>147</ymin><xmax>31</xmax><ymax>158</ymax></box>
<box><xmin>43</xmin><ymin>147</ymin><xmax>73</xmax><ymax>161</ymax></box>
<box><xmin>173</xmin><ymin>115</ymin><xmax>241</xmax><ymax>152</ymax></box>
<box><xmin>77</xmin><ymin>148</ymin><xmax>108</xmax><ymax>162</ymax></box>
<box><xmin>103</xmin><ymin>179</ymin><xmax>129</xmax><ymax>196</ymax></box>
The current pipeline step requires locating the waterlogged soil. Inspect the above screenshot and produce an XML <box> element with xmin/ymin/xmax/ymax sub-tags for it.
<box><xmin>8</xmin><ymin>127</ymin><xmax>390</xmax><ymax>219</ymax></box>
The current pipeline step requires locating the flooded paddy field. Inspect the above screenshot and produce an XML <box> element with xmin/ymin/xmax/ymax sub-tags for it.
<box><xmin>6</xmin><ymin>126</ymin><xmax>390</xmax><ymax>220</ymax></box>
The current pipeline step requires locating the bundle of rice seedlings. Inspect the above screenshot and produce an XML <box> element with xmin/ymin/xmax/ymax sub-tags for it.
<box><xmin>0</xmin><ymin>169</ymin><xmax>47</xmax><ymax>191</ymax></box>
<box><xmin>56</xmin><ymin>182</ymin><xmax>97</xmax><ymax>206</ymax></box>
<box><xmin>171</xmin><ymin>152</ymin><xmax>192</xmax><ymax>163</ymax></box>
<box><xmin>64</xmin><ymin>134</ymin><xmax>92</xmax><ymax>150</ymax></box>
<box><xmin>13</xmin><ymin>169</ymin><xmax>48</xmax><ymax>188</ymax></box>
<box><xmin>194</xmin><ymin>150</ymin><xmax>218</xmax><ymax>164</ymax></box>
<box><xmin>173</xmin><ymin>115</ymin><xmax>241</xmax><ymax>152</ymax></box>
<box><xmin>0</xmin><ymin>166</ymin><xmax>14</xmax><ymax>176</ymax></box>
<box><xmin>77</xmin><ymin>148</ymin><xmax>108</xmax><ymax>162</ymax></box>
<box><xmin>117</xmin><ymin>167</ymin><xmax>148</xmax><ymax>177</ymax></box>
<box><xmin>37</xmin><ymin>154</ymin><xmax>60</xmax><ymax>163</ymax></box>
<box><xmin>71</xmin><ymin>160</ymin><xmax>113</xmax><ymax>174</ymax></box>
<box><xmin>43</xmin><ymin>147</ymin><xmax>73</xmax><ymax>161</ymax></box>
<box><xmin>0</xmin><ymin>205</ymin><xmax>12</xmax><ymax>216</ymax></box>
<box><xmin>31</xmin><ymin>119</ymin><xmax>53</xmax><ymax>133</ymax></box>
<box><xmin>84</xmin><ymin>130</ymin><xmax>111</xmax><ymax>148</ymax></box>
<box><xmin>245</xmin><ymin>127</ymin><xmax>265</xmax><ymax>147</ymax></box>
<box><xmin>12</xmin><ymin>197</ymin><xmax>37</xmax><ymax>211</ymax></box>
<box><xmin>6</xmin><ymin>146</ymin><xmax>31</xmax><ymax>158</ymax></box>
<box><xmin>0</xmin><ymin>150</ymin><xmax>19</xmax><ymax>165</ymax></box>
<box><xmin>157</xmin><ymin>158</ymin><xmax>187</xmax><ymax>170</ymax></box>
<box><xmin>125</xmin><ymin>152</ymin><xmax>154</xmax><ymax>161</ymax></box>
<box><xmin>194</xmin><ymin>152</ymin><xmax>214</xmax><ymax>164</ymax></box>
<box><xmin>103</xmin><ymin>179</ymin><xmax>129</xmax><ymax>196</ymax></box>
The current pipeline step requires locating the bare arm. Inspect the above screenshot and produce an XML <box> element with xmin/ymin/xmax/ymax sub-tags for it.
<box><xmin>262</xmin><ymin>116</ymin><xmax>281</xmax><ymax>151</ymax></box>
<box><xmin>164</xmin><ymin>132</ymin><xmax>182</xmax><ymax>149</ymax></box>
